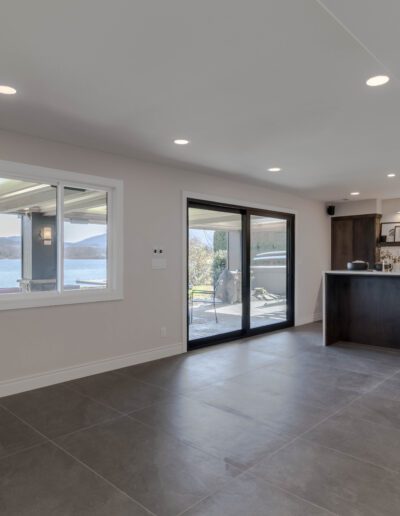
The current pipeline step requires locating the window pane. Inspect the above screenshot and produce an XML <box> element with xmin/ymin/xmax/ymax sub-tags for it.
<box><xmin>64</xmin><ymin>187</ymin><xmax>108</xmax><ymax>290</ymax></box>
<box><xmin>250</xmin><ymin>215</ymin><xmax>287</xmax><ymax>328</ymax></box>
<box><xmin>188</xmin><ymin>206</ymin><xmax>243</xmax><ymax>341</ymax></box>
<box><xmin>0</xmin><ymin>178</ymin><xmax>57</xmax><ymax>293</ymax></box>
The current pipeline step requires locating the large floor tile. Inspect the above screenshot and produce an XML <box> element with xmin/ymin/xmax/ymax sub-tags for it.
<box><xmin>56</xmin><ymin>416</ymin><xmax>240</xmax><ymax>516</ymax></box>
<box><xmin>182</xmin><ymin>473</ymin><xmax>333</xmax><ymax>516</ymax></box>
<box><xmin>342</xmin><ymin>391</ymin><xmax>400</xmax><ymax>432</ymax></box>
<box><xmin>188</xmin><ymin>379</ymin><xmax>331</xmax><ymax>437</ymax></box>
<box><xmin>251</xmin><ymin>439</ymin><xmax>400</xmax><ymax>516</ymax></box>
<box><xmin>118</xmin><ymin>355</ymin><xmax>216</xmax><ymax>393</ymax></box>
<box><xmin>303</xmin><ymin>412</ymin><xmax>400</xmax><ymax>473</ymax></box>
<box><xmin>301</xmin><ymin>345</ymin><xmax>400</xmax><ymax>377</ymax></box>
<box><xmin>119</xmin><ymin>348</ymin><xmax>279</xmax><ymax>393</ymax></box>
<box><xmin>0</xmin><ymin>406</ymin><xmax>45</xmax><ymax>459</ymax></box>
<box><xmin>0</xmin><ymin>442</ymin><xmax>150</xmax><ymax>516</ymax></box>
<box><xmin>67</xmin><ymin>370</ymin><xmax>177</xmax><ymax>413</ymax></box>
<box><xmin>228</xmin><ymin>368</ymin><xmax>360</xmax><ymax>410</ymax></box>
<box><xmin>245</xmin><ymin>323</ymin><xmax>324</xmax><ymax>358</ymax></box>
<box><xmin>130</xmin><ymin>397</ymin><xmax>287</xmax><ymax>468</ymax></box>
<box><xmin>367</xmin><ymin>377</ymin><xmax>400</xmax><ymax>402</ymax></box>
<box><xmin>268</xmin><ymin>356</ymin><xmax>384</xmax><ymax>393</ymax></box>
<box><xmin>1</xmin><ymin>384</ymin><xmax>119</xmax><ymax>438</ymax></box>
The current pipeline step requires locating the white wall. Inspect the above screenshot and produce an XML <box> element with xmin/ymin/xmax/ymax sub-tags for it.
<box><xmin>0</xmin><ymin>130</ymin><xmax>330</xmax><ymax>395</ymax></box>
<box><xmin>332</xmin><ymin>199</ymin><xmax>381</xmax><ymax>217</ymax></box>
<box><xmin>381</xmin><ymin>198</ymin><xmax>400</xmax><ymax>223</ymax></box>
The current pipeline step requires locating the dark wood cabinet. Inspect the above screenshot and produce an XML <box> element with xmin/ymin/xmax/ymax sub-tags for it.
<box><xmin>331</xmin><ymin>214</ymin><xmax>381</xmax><ymax>270</ymax></box>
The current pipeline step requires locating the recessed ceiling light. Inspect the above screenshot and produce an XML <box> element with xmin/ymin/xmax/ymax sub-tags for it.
<box><xmin>268</xmin><ymin>167</ymin><xmax>281</xmax><ymax>172</ymax></box>
<box><xmin>174</xmin><ymin>139</ymin><xmax>189</xmax><ymax>145</ymax></box>
<box><xmin>0</xmin><ymin>85</ymin><xmax>17</xmax><ymax>95</ymax></box>
<box><xmin>350</xmin><ymin>192</ymin><xmax>360</xmax><ymax>196</ymax></box>
<box><xmin>366</xmin><ymin>75</ymin><xmax>390</xmax><ymax>87</ymax></box>
<box><xmin>387</xmin><ymin>173</ymin><xmax>396</xmax><ymax>178</ymax></box>
<box><xmin>397</xmin><ymin>211</ymin><xmax>400</xmax><ymax>214</ymax></box>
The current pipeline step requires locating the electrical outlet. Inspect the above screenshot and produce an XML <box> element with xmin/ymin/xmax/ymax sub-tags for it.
<box><xmin>160</xmin><ymin>326</ymin><xmax>167</xmax><ymax>337</ymax></box>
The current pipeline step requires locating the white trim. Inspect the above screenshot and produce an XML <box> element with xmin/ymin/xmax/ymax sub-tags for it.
<box><xmin>0</xmin><ymin>343</ymin><xmax>183</xmax><ymax>397</ymax></box>
<box><xmin>182</xmin><ymin>190</ymin><xmax>298</xmax><ymax>352</ymax></box>
<box><xmin>0</xmin><ymin>160</ymin><xmax>124</xmax><ymax>310</ymax></box>
<box><xmin>56</xmin><ymin>182</ymin><xmax>65</xmax><ymax>291</ymax></box>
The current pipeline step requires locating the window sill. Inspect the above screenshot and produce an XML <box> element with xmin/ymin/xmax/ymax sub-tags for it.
<box><xmin>0</xmin><ymin>288</ymin><xmax>124</xmax><ymax>311</ymax></box>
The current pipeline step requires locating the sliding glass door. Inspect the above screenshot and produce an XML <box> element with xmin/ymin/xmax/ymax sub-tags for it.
<box><xmin>250</xmin><ymin>214</ymin><xmax>290</xmax><ymax>329</ymax></box>
<box><xmin>188</xmin><ymin>204</ymin><xmax>244</xmax><ymax>342</ymax></box>
<box><xmin>188</xmin><ymin>200</ymin><xmax>294</xmax><ymax>349</ymax></box>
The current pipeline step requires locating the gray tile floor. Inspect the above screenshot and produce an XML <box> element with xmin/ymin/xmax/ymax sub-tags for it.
<box><xmin>2</xmin><ymin>323</ymin><xmax>400</xmax><ymax>515</ymax></box>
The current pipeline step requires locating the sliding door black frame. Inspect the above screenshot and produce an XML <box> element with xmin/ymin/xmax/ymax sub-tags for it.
<box><xmin>187</xmin><ymin>198</ymin><xmax>295</xmax><ymax>350</ymax></box>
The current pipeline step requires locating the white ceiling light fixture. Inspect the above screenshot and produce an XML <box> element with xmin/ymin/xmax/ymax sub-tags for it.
<box><xmin>268</xmin><ymin>167</ymin><xmax>281</xmax><ymax>172</ymax></box>
<box><xmin>366</xmin><ymin>75</ymin><xmax>390</xmax><ymax>87</ymax></box>
<box><xmin>0</xmin><ymin>85</ymin><xmax>17</xmax><ymax>95</ymax></box>
<box><xmin>174</xmin><ymin>139</ymin><xmax>190</xmax><ymax>145</ymax></box>
<box><xmin>350</xmin><ymin>191</ymin><xmax>360</xmax><ymax>196</ymax></box>
<box><xmin>387</xmin><ymin>173</ymin><xmax>396</xmax><ymax>178</ymax></box>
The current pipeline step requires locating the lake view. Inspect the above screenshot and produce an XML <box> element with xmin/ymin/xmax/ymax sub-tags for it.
<box><xmin>0</xmin><ymin>259</ymin><xmax>107</xmax><ymax>289</ymax></box>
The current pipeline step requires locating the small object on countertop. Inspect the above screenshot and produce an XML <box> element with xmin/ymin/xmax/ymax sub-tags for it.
<box><xmin>383</xmin><ymin>260</ymin><xmax>393</xmax><ymax>272</ymax></box>
<box><xmin>347</xmin><ymin>260</ymin><xmax>369</xmax><ymax>271</ymax></box>
<box><xmin>374</xmin><ymin>263</ymin><xmax>383</xmax><ymax>271</ymax></box>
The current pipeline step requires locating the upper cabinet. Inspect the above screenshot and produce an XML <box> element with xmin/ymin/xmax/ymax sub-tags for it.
<box><xmin>331</xmin><ymin>214</ymin><xmax>381</xmax><ymax>270</ymax></box>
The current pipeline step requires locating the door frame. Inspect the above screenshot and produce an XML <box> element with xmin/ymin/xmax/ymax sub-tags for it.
<box><xmin>185</xmin><ymin>195</ymin><xmax>295</xmax><ymax>350</ymax></box>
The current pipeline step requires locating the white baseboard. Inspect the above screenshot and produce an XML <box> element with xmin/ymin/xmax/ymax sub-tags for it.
<box><xmin>295</xmin><ymin>312</ymin><xmax>322</xmax><ymax>327</ymax></box>
<box><xmin>0</xmin><ymin>343</ymin><xmax>183</xmax><ymax>398</ymax></box>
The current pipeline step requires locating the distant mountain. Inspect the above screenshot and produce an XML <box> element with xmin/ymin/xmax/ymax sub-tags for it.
<box><xmin>0</xmin><ymin>236</ymin><xmax>21</xmax><ymax>245</ymax></box>
<box><xmin>65</xmin><ymin>234</ymin><xmax>106</xmax><ymax>248</ymax></box>
<box><xmin>0</xmin><ymin>233</ymin><xmax>107</xmax><ymax>259</ymax></box>
<box><xmin>65</xmin><ymin>233</ymin><xmax>106</xmax><ymax>259</ymax></box>
<box><xmin>0</xmin><ymin>236</ymin><xmax>21</xmax><ymax>258</ymax></box>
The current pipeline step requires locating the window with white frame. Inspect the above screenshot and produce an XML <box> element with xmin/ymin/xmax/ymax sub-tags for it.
<box><xmin>0</xmin><ymin>164</ymin><xmax>123</xmax><ymax>309</ymax></box>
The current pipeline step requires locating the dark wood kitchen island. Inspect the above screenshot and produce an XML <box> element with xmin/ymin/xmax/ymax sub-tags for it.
<box><xmin>323</xmin><ymin>271</ymin><xmax>400</xmax><ymax>349</ymax></box>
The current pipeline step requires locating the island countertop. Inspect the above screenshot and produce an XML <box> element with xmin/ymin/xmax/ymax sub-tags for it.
<box><xmin>323</xmin><ymin>271</ymin><xmax>400</xmax><ymax>348</ymax></box>
<box><xmin>324</xmin><ymin>270</ymin><xmax>400</xmax><ymax>276</ymax></box>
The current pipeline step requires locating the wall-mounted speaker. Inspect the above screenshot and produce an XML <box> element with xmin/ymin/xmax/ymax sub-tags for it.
<box><xmin>327</xmin><ymin>205</ymin><xmax>335</xmax><ymax>216</ymax></box>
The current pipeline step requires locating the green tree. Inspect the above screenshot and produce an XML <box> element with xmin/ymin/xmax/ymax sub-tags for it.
<box><xmin>213</xmin><ymin>249</ymin><xmax>227</xmax><ymax>284</ymax></box>
<box><xmin>188</xmin><ymin>238</ymin><xmax>213</xmax><ymax>286</ymax></box>
<box><xmin>213</xmin><ymin>231</ymin><xmax>228</xmax><ymax>252</ymax></box>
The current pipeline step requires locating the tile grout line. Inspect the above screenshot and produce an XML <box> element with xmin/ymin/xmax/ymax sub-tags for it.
<box><xmin>297</xmin><ymin>435</ymin><xmax>400</xmax><ymax>476</ymax></box>
<box><xmin>246</xmin><ymin>471</ymin><xmax>340</xmax><ymax>516</ymax></box>
<box><xmin>2</xmin><ymin>333</ymin><xmax>400</xmax><ymax>515</ymax></box>
<box><xmin>177</xmin><ymin>467</ymin><xmax>339</xmax><ymax>516</ymax></box>
<box><xmin>9</xmin><ymin>344</ymin><xmax>397</xmax><ymax>478</ymax></box>
<box><xmin>0</xmin><ymin>440</ymin><xmax>47</xmax><ymax>463</ymax></box>
<box><xmin>0</xmin><ymin>403</ymin><xmax>157</xmax><ymax>516</ymax></box>
<box><xmin>2</xmin><ymin>398</ymin><xmax>249</xmax><ymax>515</ymax></box>
<box><xmin>152</xmin><ymin>344</ymin><xmax>400</xmax><ymax>515</ymax></box>
<box><xmin>63</xmin><ymin>377</ymin><xmax>241</xmax><ymax>427</ymax></box>
<box><xmin>175</xmin><ymin>469</ymin><xmax>252</xmax><ymax>516</ymax></box>
<box><xmin>243</xmin><ymin>365</ymin><xmax>400</xmax><ymax>472</ymax></box>
<box><xmin>125</xmin><ymin>411</ymin><xmax>249</xmax><ymax>473</ymax></box>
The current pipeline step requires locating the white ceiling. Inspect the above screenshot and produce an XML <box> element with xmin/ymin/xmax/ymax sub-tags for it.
<box><xmin>1</xmin><ymin>0</ymin><xmax>400</xmax><ymax>202</ymax></box>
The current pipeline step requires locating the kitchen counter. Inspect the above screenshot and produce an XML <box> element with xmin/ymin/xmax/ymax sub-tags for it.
<box><xmin>323</xmin><ymin>271</ymin><xmax>400</xmax><ymax>348</ymax></box>
<box><xmin>325</xmin><ymin>270</ymin><xmax>400</xmax><ymax>276</ymax></box>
